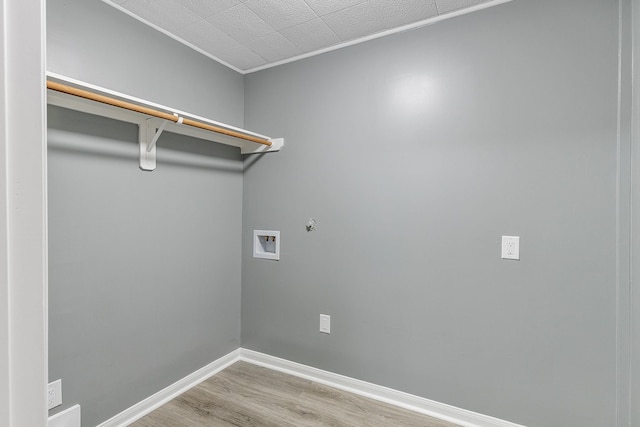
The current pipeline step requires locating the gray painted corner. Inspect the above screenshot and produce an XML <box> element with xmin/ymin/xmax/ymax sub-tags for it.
<box><xmin>242</xmin><ymin>1</ymin><xmax>621</xmax><ymax>426</ymax></box>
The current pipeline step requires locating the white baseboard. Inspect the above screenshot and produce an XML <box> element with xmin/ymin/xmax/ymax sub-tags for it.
<box><xmin>96</xmin><ymin>349</ymin><xmax>240</xmax><ymax>427</ymax></box>
<box><xmin>48</xmin><ymin>404</ymin><xmax>81</xmax><ymax>427</ymax></box>
<box><xmin>96</xmin><ymin>347</ymin><xmax>524</xmax><ymax>427</ymax></box>
<box><xmin>239</xmin><ymin>349</ymin><xmax>525</xmax><ymax>427</ymax></box>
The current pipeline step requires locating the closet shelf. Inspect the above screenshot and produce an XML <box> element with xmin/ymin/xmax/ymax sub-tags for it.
<box><xmin>46</xmin><ymin>72</ymin><xmax>283</xmax><ymax>170</ymax></box>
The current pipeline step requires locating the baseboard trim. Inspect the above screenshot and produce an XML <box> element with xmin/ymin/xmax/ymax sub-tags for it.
<box><xmin>48</xmin><ymin>404</ymin><xmax>81</xmax><ymax>427</ymax></box>
<box><xmin>96</xmin><ymin>347</ymin><xmax>524</xmax><ymax>427</ymax></box>
<box><xmin>239</xmin><ymin>349</ymin><xmax>525</xmax><ymax>427</ymax></box>
<box><xmin>96</xmin><ymin>349</ymin><xmax>241</xmax><ymax>427</ymax></box>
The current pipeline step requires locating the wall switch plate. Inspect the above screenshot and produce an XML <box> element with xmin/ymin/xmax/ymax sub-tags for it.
<box><xmin>320</xmin><ymin>314</ymin><xmax>331</xmax><ymax>334</ymax></box>
<box><xmin>48</xmin><ymin>379</ymin><xmax>62</xmax><ymax>410</ymax></box>
<box><xmin>501</xmin><ymin>236</ymin><xmax>520</xmax><ymax>260</ymax></box>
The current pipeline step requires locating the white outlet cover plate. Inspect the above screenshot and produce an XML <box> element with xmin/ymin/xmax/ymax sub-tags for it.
<box><xmin>320</xmin><ymin>314</ymin><xmax>331</xmax><ymax>334</ymax></box>
<box><xmin>48</xmin><ymin>379</ymin><xmax>62</xmax><ymax>410</ymax></box>
<box><xmin>501</xmin><ymin>235</ymin><xmax>520</xmax><ymax>260</ymax></box>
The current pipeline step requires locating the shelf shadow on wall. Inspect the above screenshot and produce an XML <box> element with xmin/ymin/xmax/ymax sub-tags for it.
<box><xmin>47</xmin><ymin>105</ymin><xmax>243</xmax><ymax>174</ymax></box>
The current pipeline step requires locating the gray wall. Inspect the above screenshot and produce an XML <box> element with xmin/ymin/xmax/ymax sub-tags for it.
<box><xmin>631</xmin><ymin>0</ymin><xmax>640</xmax><ymax>424</ymax></box>
<box><xmin>618</xmin><ymin>1</ymin><xmax>633</xmax><ymax>425</ymax></box>
<box><xmin>242</xmin><ymin>1</ymin><xmax>619</xmax><ymax>426</ymax></box>
<box><xmin>47</xmin><ymin>1</ymin><xmax>244</xmax><ymax>426</ymax></box>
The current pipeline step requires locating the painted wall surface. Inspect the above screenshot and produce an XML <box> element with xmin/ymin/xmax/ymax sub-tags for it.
<box><xmin>617</xmin><ymin>1</ymin><xmax>633</xmax><ymax>425</ymax></box>
<box><xmin>47</xmin><ymin>1</ymin><xmax>244</xmax><ymax>426</ymax></box>
<box><xmin>47</xmin><ymin>0</ymin><xmax>244</xmax><ymax>126</ymax></box>
<box><xmin>631</xmin><ymin>0</ymin><xmax>640</xmax><ymax>424</ymax></box>
<box><xmin>48</xmin><ymin>107</ymin><xmax>243</xmax><ymax>427</ymax></box>
<box><xmin>242</xmin><ymin>1</ymin><xmax>619</xmax><ymax>426</ymax></box>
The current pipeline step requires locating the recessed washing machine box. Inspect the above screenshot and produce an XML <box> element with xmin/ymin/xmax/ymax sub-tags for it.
<box><xmin>253</xmin><ymin>230</ymin><xmax>280</xmax><ymax>260</ymax></box>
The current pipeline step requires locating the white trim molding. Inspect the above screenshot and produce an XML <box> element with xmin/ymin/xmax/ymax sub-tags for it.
<box><xmin>96</xmin><ymin>348</ymin><xmax>525</xmax><ymax>427</ymax></box>
<box><xmin>48</xmin><ymin>405</ymin><xmax>80</xmax><ymax>427</ymax></box>
<box><xmin>1</xmin><ymin>0</ymin><xmax>48</xmax><ymax>426</ymax></box>
<box><xmin>239</xmin><ymin>349</ymin><xmax>525</xmax><ymax>427</ymax></box>
<box><xmin>96</xmin><ymin>350</ymin><xmax>240</xmax><ymax>427</ymax></box>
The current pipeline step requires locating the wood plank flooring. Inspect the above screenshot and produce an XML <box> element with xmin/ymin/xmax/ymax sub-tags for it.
<box><xmin>131</xmin><ymin>361</ymin><xmax>460</xmax><ymax>427</ymax></box>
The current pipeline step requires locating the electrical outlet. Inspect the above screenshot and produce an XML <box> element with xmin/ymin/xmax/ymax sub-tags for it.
<box><xmin>501</xmin><ymin>236</ymin><xmax>520</xmax><ymax>260</ymax></box>
<box><xmin>48</xmin><ymin>379</ymin><xmax>62</xmax><ymax>410</ymax></box>
<box><xmin>320</xmin><ymin>314</ymin><xmax>331</xmax><ymax>334</ymax></box>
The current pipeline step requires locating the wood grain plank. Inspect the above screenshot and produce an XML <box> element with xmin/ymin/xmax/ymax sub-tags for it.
<box><xmin>130</xmin><ymin>361</ymin><xmax>460</xmax><ymax>426</ymax></box>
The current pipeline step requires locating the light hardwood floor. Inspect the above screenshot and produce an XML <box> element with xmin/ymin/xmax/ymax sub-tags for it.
<box><xmin>131</xmin><ymin>361</ymin><xmax>460</xmax><ymax>426</ymax></box>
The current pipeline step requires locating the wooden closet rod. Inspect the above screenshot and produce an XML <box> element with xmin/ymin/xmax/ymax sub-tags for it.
<box><xmin>47</xmin><ymin>81</ymin><xmax>272</xmax><ymax>147</ymax></box>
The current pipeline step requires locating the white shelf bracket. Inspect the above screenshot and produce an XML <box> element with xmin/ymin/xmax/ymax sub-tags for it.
<box><xmin>139</xmin><ymin>118</ymin><xmax>159</xmax><ymax>171</ymax></box>
<box><xmin>139</xmin><ymin>115</ymin><xmax>184</xmax><ymax>171</ymax></box>
<box><xmin>147</xmin><ymin>119</ymin><xmax>168</xmax><ymax>153</ymax></box>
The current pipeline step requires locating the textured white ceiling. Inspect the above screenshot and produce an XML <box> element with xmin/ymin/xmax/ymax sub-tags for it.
<box><xmin>104</xmin><ymin>0</ymin><xmax>508</xmax><ymax>73</ymax></box>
